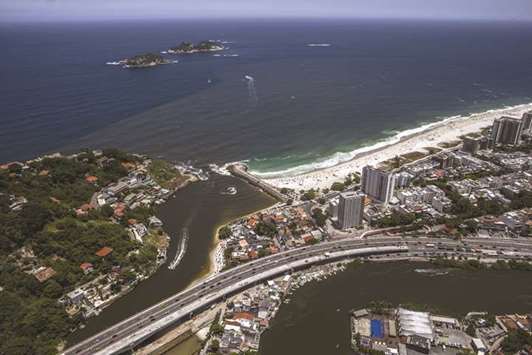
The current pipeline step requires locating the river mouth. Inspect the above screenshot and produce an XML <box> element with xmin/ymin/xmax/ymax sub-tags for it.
<box><xmin>260</xmin><ymin>261</ymin><xmax>532</xmax><ymax>355</ymax></box>
<box><xmin>67</xmin><ymin>174</ymin><xmax>275</xmax><ymax>345</ymax></box>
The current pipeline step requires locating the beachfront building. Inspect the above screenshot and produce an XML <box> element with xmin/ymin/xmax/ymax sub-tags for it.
<box><xmin>522</xmin><ymin>111</ymin><xmax>532</xmax><ymax>133</ymax></box>
<box><xmin>462</xmin><ymin>135</ymin><xmax>488</xmax><ymax>155</ymax></box>
<box><xmin>338</xmin><ymin>191</ymin><xmax>365</xmax><ymax>229</ymax></box>
<box><xmin>491</xmin><ymin>116</ymin><xmax>524</xmax><ymax>146</ymax></box>
<box><xmin>361</xmin><ymin>166</ymin><xmax>395</xmax><ymax>204</ymax></box>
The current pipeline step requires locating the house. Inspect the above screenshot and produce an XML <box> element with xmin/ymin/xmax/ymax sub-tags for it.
<box><xmin>148</xmin><ymin>216</ymin><xmax>163</xmax><ymax>227</ymax></box>
<box><xmin>66</xmin><ymin>288</ymin><xmax>86</xmax><ymax>306</ymax></box>
<box><xmin>96</xmin><ymin>247</ymin><xmax>113</xmax><ymax>257</ymax></box>
<box><xmin>129</xmin><ymin>223</ymin><xmax>148</xmax><ymax>243</ymax></box>
<box><xmin>76</xmin><ymin>203</ymin><xmax>94</xmax><ymax>217</ymax></box>
<box><xmin>85</xmin><ymin>175</ymin><xmax>98</xmax><ymax>184</ymax></box>
<box><xmin>33</xmin><ymin>266</ymin><xmax>56</xmax><ymax>283</ymax></box>
<box><xmin>80</xmin><ymin>262</ymin><xmax>94</xmax><ymax>275</ymax></box>
<box><xmin>114</xmin><ymin>203</ymin><xmax>126</xmax><ymax>218</ymax></box>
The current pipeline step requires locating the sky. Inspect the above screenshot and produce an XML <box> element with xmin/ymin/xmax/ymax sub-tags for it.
<box><xmin>1</xmin><ymin>0</ymin><xmax>532</xmax><ymax>22</ymax></box>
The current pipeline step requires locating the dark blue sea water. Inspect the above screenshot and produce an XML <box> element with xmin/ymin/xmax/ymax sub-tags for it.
<box><xmin>2</xmin><ymin>19</ymin><xmax>532</xmax><ymax>174</ymax></box>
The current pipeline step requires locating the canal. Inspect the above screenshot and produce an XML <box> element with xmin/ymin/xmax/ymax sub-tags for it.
<box><xmin>260</xmin><ymin>261</ymin><xmax>532</xmax><ymax>355</ymax></box>
<box><xmin>68</xmin><ymin>174</ymin><xmax>275</xmax><ymax>345</ymax></box>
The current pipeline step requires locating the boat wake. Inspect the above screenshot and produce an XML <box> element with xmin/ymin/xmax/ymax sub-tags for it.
<box><xmin>168</xmin><ymin>228</ymin><xmax>189</xmax><ymax>270</ymax></box>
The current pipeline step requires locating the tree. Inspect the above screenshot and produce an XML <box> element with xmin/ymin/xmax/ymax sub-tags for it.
<box><xmin>255</xmin><ymin>222</ymin><xmax>277</xmax><ymax>237</ymax></box>
<box><xmin>210</xmin><ymin>339</ymin><xmax>220</xmax><ymax>352</ymax></box>
<box><xmin>218</xmin><ymin>226</ymin><xmax>232</xmax><ymax>240</ymax></box>
<box><xmin>501</xmin><ymin>329</ymin><xmax>532</xmax><ymax>354</ymax></box>
<box><xmin>465</xmin><ymin>323</ymin><xmax>476</xmax><ymax>337</ymax></box>
<box><xmin>312</xmin><ymin>208</ymin><xmax>328</xmax><ymax>227</ymax></box>
<box><xmin>330</xmin><ymin>182</ymin><xmax>345</xmax><ymax>191</ymax></box>
<box><xmin>42</xmin><ymin>280</ymin><xmax>63</xmax><ymax>299</ymax></box>
<box><xmin>452</xmin><ymin>197</ymin><xmax>473</xmax><ymax>216</ymax></box>
<box><xmin>301</xmin><ymin>190</ymin><xmax>316</xmax><ymax>201</ymax></box>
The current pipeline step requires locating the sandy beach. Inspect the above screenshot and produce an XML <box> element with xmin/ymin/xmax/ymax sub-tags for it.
<box><xmin>263</xmin><ymin>103</ymin><xmax>532</xmax><ymax>190</ymax></box>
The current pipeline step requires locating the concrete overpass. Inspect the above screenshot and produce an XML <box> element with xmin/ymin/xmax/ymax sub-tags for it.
<box><xmin>63</xmin><ymin>237</ymin><xmax>532</xmax><ymax>355</ymax></box>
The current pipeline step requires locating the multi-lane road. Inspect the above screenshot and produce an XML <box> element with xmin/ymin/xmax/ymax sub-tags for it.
<box><xmin>63</xmin><ymin>236</ymin><xmax>532</xmax><ymax>355</ymax></box>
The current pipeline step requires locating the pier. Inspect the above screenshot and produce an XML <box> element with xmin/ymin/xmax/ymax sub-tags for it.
<box><xmin>228</xmin><ymin>163</ymin><xmax>287</xmax><ymax>202</ymax></box>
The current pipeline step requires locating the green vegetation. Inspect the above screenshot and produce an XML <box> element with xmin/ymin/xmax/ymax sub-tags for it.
<box><xmin>171</xmin><ymin>40</ymin><xmax>224</xmax><ymax>53</ymax></box>
<box><xmin>254</xmin><ymin>221</ymin><xmax>277</xmax><ymax>237</ymax></box>
<box><xmin>432</xmin><ymin>180</ymin><xmax>531</xmax><ymax>235</ymax></box>
<box><xmin>148</xmin><ymin>159</ymin><xmax>186</xmax><ymax>189</ymax></box>
<box><xmin>431</xmin><ymin>258</ymin><xmax>532</xmax><ymax>272</ymax></box>
<box><xmin>374</xmin><ymin>210</ymin><xmax>416</xmax><ymax>228</ymax></box>
<box><xmin>368</xmin><ymin>300</ymin><xmax>393</xmax><ymax>315</ymax></box>
<box><xmin>431</xmin><ymin>258</ymin><xmax>486</xmax><ymax>270</ymax></box>
<box><xmin>125</xmin><ymin>53</ymin><xmax>166</xmax><ymax>67</ymax></box>
<box><xmin>330</xmin><ymin>182</ymin><xmax>345</xmax><ymax>191</ymax></box>
<box><xmin>0</xmin><ymin>150</ymin><xmax>164</xmax><ymax>353</ymax></box>
<box><xmin>218</xmin><ymin>226</ymin><xmax>232</xmax><ymax>240</ymax></box>
<box><xmin>343</xmin><ymin>173</ymin><xmax>360</xmax><ymax>186</ymax></box>
<box><xmin>501</xmin><ymin>329</ymin><xmax>532</xmax><ymax>354</ymax></box>
<box><xmin>208</xmin><ymin>311</ymin><xmax>224</xmax><ymax>336</ymax></box>
<box><xmin>300</xmin><ymin>189</ymin><xmax>316</xmax><ymax>201</ymax></box>
<box><xmin>311</xmin><ymin>208</ymin><xmax>328</xmax><ymax>227</ymax></box>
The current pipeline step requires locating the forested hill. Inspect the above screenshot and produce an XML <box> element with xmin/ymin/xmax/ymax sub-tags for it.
<box><xmin>0</xmin><ymin>149</ymin><xmax>186</xmax><ymax>354</ymax></box>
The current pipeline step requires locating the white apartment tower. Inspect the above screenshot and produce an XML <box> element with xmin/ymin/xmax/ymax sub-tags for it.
<box><xmin>338</xmin><ymin>191</ymin><xmax>365</xmax><ymax>230</ymax></box>
<box><xmin>361</xmin><ymin>165</ymin><xmax>396</xmax><ymax>204</ymax></box>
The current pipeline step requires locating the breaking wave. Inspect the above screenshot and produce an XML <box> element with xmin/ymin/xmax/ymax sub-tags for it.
<box><xmin>247</xmin><ymin>102</ymin><xmax>532</xmax><ymax>179</ymax></box>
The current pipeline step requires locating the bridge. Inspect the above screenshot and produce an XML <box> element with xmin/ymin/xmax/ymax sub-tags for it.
<box><xmin>63</xmin><ymin>236</ymin><xmax>532</xmax><ymax>355</ymax></box>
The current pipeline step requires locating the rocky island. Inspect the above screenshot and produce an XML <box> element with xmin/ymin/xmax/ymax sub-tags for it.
<box><xmin>165</xmin><ymin>40</ymin><xmax>225</xmax><ymax>54</ymax></box>
<box><xmin>123</xmin><ymin>52</ymin><xmax>171</xmax><ymax>68</ymax></box>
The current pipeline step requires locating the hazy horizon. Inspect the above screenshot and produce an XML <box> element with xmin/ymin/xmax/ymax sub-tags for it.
<box><xmin>2</xmin><ymin>0</ymin><xmax>532</xmax><ymax>23</ymax></box>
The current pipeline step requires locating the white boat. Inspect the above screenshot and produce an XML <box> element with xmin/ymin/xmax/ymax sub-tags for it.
<box><xmin>221</xmin><ymin>186</ymin><xmax>237</xmax><ymax>195</ymax></box>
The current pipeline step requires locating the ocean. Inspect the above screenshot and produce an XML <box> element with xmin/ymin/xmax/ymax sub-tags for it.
<box><xmin>2</xmin><ymin>19</ymin><xmax>532</xmax><ymax>175</ymax></box>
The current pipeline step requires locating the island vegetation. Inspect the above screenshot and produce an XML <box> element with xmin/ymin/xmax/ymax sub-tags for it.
<box><xmin>167</xmin><ymin>40</ymin><xmax>224</xmax><ymax>54</ymax></box>
<box><xmin>124</xmin><ymin>53</ymin><xmax>169</xmax><ymax>68</ymax></box>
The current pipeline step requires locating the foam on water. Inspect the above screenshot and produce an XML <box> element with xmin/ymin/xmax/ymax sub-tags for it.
<box><xmin>248</xmin><ymin>102</ymin><xmax>532</xmax><ymax>179</ymax></box>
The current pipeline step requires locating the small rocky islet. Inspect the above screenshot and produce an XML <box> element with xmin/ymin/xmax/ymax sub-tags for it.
<box><xmin>107</xmin><ymin>40</ymin><xmax>225</xmax><ymax>69</ymax></box>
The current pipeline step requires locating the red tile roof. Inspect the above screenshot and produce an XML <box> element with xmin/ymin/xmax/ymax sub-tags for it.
<box><xmin>34</xmin><ymin>267</ymin><xmax>56</xmax><ymax>283</ymax></box>
<box><xmin>85</xmin><ymin>175</ymin><xmax>98</xmax><ymax>183</ymax></box>
<box><xmin>96</xmin><ymin>247</ymin><xmax>113</xmax><ymax>257</ymax></box>
<box><xmin>80</xmin><ymin>262</ymin><xmax>94</xmax><ymax>271</ymax></box>
<box><xmin>233</xmin><ymin>312</ymin><xmax>255</xmax><ymax>321</ymax></box>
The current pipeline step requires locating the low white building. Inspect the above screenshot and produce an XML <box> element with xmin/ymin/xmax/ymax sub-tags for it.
<box><xmin>396</xmin><ymin>308</ymin><xmax>434</xmax><ymax>341</ymax></box>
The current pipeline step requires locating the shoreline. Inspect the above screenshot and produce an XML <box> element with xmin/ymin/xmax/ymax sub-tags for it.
<box><xmin>254</xmin><ymin>102</ymin><xmax>532</xmax><ymax>190</ymax></box>
<box><xmin>184</xmin><ymin>201</ymin><xmax>279</xmax><ymax>290</ymax></box>
<box><xmin>207</xmin><ymin>203</ymin><xmax>279</xmax><ymax>275</ymax></box>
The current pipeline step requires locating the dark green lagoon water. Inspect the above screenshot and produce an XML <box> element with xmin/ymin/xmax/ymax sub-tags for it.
<box><xmin>261</xmin><ymin>262</ymin><xmax>532</xmax><ymax>355</ymax></box>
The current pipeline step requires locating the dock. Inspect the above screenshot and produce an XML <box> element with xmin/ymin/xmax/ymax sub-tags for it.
<box><xmin>227</xmin><ymin>164</ymin><xmax>287</xmax><ymax>202</ymax></box>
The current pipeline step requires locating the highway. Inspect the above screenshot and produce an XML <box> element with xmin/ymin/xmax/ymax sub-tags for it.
<box><xmin>63</xmin><ymin>236</ymin><xmax>532</xmax><ymax>355</ymax></box>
